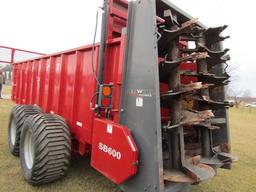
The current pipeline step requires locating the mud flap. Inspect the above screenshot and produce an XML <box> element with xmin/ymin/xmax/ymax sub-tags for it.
<box><xmin>91</xmin><ymin>118</ymin><xmax>138</xmax><ymax>184</ymax></box>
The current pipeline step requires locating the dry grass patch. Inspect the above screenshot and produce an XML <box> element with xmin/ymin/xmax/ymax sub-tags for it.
<box><xmin>0</xmin><ymin>86</ymin><xmax>255</xmax><ymax>192</ymax></box>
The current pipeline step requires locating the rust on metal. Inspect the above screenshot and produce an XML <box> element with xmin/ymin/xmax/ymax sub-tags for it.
<box><xmin>197</xmin><ymin>42</ymin><xmax>230</xmax><ymax>67</ymax></box>
<box><xmin>164</xmin><ymin>52</ymin><xmax>209</xmax><ymax>65</ymax></box>
<box><xmin>217</xmin><ymin>152</ymin><xmax>239</xmax><ymax>163</ymax></box>
<box><xmin>203</xmin><ymin>25</ymin><xmax>230</xmax><ymax>44</ymax></box>
<box><xmin>197</xmin><ymin>42</ymin><xmax>229</xmax><ymax>55</ymax></box>
<box><xmin>180</xmin><ymin>70</ymin><xmax>230</xmax><ymax>86</ymax></box>
<box><xmin>161</xmin><ymin>82</ymin><xmax>213</xmax><ymax>97</ymax></box>
<box><xmin>163</xmin><ymin>18</ymin><xmax>204</xmax><ymax>37</ymax></box>
<box><xmin>181</xmin><ymin>110</ymin><xmax>214</xmax><ymax>125</ymax></box>
<box><xmin>163</xmin><ymin>170</ymin><xmax>195</xmax><ymax>183</ymax></box>
<box><xmin>159</xmin><ymin>169</ymin><xmax>165</xmax><ymax>188</ymax></box>
<box><xmin>181</xmin><ymin>82</ymin><xmax>212</xmax><ymax>92</ymax></box>
<box><xmin>183</xmin><ymin>156</ymin><xmax>216</xmax><ymax>182</ymax></box>
<box><xmin>210</xmin><ymin>118</ymin><xmax>227</xmax><ymax>124</ymax></box>
<box><xmin>159</xmin><ymin>8</ymin><xmax>233</xmax><ymax>189</ymax></box>
<box><xmin>163</xmin><ymin>109</ymin><xmax>215</xmax><ymax>129</ymax></box>
<box><xmin>193</xmin><ymin>95</ymin><xmax>231</xmax><ymax>109</ymax></box>
<box><xmin>220</xmin><ymin>143</ymin><xmax>231</xmax><ymax>153</ymax></box>
<box><xmin>181</xmin><ymin>97</ymin><xmax>194</xmax><ymax>109</ymax></box>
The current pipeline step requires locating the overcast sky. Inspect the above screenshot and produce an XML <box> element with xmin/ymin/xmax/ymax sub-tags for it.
<box><xmin>0</xmin><ymin>0</ymin><xmax>255</xmax><ymax>96</ymax></box>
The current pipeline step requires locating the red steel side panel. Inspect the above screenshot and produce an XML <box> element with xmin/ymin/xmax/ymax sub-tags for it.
<box><xmin>30</xmin><ymin>60</ymin><xmax>39</xmax><ymax>104</ymax></box>
<box><xmin>11</xmin><ymin>1</ymin><xmax>138</xmax><ymax>184</ymax></box>
<box><xmin>104</xmin><ymin>37</ymin><xmax>126</xmax><ymax>123</ymax></box>
<box><xmin>11</xmin><ymin>64</ymin><xmax>19</xmax><ymax>101</ymax></box>
<box><xmin>12</xmin><ymin>39</ymin><xmax>125</xmax><ymax>146</ymax></box>
<box><xmin>21</xmin><ymin>63</ymin><xmax>27</xmax><ymax>104</ymax></box>
<box><xmin>42</xmin><ymin>58</ymin><xmax>51</xmax><ymax>111</ymax></box>
<box><xmin>26</xmin><ymin>61</ymin><xmax>33</xmax><ymax>104</ymax></box>
<box><xmin>71</xmin><ymin>49</ymin><xmax>99</xmax><ymax>143</ymax></box>
<box><xmin>58</xmin><ymin>53</ymin><xmax>77</xmax><ymax>123</ymax></box>
<box><xmin>39</xmin><ymin>59</ymin><xmax>47</xmax><ymax>108</ymax></box>
<box><xmin>180</xmin><ymin>62</ymin><xmax>197</xmax><ymax>84</ymax></box>
<box><xmin>15</xmin><ymin>64</ymin><xmax>21</xmax><ymax>103</ymax></box>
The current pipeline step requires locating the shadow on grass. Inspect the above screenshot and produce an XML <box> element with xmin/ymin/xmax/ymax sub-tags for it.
<box><xmin>1</xmin><ymin>88</ymin><xmax>256</xmax><ymax>192</ymax></box>
<box><xmin>32</xmin><ymin>155</ymin><xmax>118</xmax><ymax>192</ymax></box>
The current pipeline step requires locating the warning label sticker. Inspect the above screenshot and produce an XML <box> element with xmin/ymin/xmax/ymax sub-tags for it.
<box><xmin>136</xmin><ymin>97</ymin><xmax>143</xmax><ymax>107</ymax></box>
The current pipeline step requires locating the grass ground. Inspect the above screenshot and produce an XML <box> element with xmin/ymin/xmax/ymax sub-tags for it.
<box><xmin>0</xmin><ymin>85</ymin><xmax>255</xmax><ymax>192</ymax></box>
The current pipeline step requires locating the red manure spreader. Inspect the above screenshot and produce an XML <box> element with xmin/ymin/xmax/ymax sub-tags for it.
<box><xmin>8</xmin><ymin>0</ymin><xmax>235</xmax><ymax>191</ymax></box>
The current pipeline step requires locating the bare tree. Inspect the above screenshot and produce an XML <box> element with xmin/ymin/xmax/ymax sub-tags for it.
<box><xmin>242</xmin><ymin>89</ymin><xmax>252</xmax><ymax>98</ymax></box>
<box><xmin>227</xmin><ymin>87</ymin><xmax>242</xmax><ymax>108</ymax></box>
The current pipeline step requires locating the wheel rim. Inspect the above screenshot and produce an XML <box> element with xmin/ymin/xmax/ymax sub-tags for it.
<box><xmin>24</xmin><ymin>130</ymin><xmax>34</xmax><ymax>169</ymax></box>
<box><xmin>10</xmin><ymin>118</ymin><xmax>16</xmax><ymax>146</ymax></box>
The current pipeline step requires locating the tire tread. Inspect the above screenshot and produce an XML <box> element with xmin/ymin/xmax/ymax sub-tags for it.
<box><xmin>22</xmin><ymin>113</ymin><xmax>71</xmax><ymax>185</ymax></box>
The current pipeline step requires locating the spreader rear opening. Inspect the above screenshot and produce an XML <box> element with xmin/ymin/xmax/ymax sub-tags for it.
<box><xmin>156</xmin><ymin>0</ymin><xmax>233</xmax><ymax>187</ymax></box>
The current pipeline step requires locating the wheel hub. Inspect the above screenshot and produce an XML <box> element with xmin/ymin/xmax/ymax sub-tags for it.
<box><xmin>24</xmin><ymin>130</ymin><xmax>34</xmax><ymax>169</ymax></box>
<box><xmin>10</xmin><ymin>119</ymin><xmax>16</xmax><ymax>146</ymax></box>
